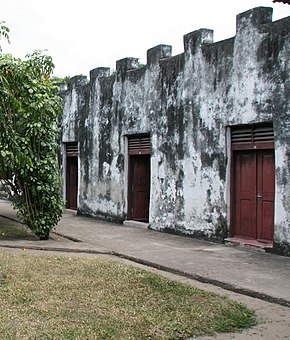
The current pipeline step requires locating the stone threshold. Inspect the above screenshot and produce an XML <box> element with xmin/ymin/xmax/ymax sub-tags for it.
<box><xmin>123</xmin><ymin>220</ymin><xmax>149</xmax><ymax>228</ymax></box>
<box><xmin>224</xmin><ymin>237</ymin><xmax>273</xmax><ymax>251</ymax></box>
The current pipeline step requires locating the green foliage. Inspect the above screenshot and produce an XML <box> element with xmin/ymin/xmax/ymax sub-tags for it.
<box><xmin>0</xmin><ymin>21</ymin><xmax>10</xmax><ymax>52</ymax></box>
<box><xmin>51</xmin><ymin>75</ymin><xmax>70</xmax><ymax>85</ymax></box>
<box><xmin>0</xmin><ymin>49</ymin><xmax>63</xmax><ymax>239</ymax></box>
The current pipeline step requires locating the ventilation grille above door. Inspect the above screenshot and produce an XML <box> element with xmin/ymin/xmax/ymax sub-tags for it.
<box><xmin>253</xmin><ymin>126</ymin><xmax>274</xmax><ymax>143</ymax></box>
<box><xmin>231</xmin><ymin>124</ymin><xmax>274</xmax><ymax>150</ymax></box>
<box><xmin>128</xmin><ymin>135</ymin><xmax>151</xmax><ymax>155</ymax></box>
<box><xmin>66</xmin><ymin>143</ymin><xmax>79</xmax><ymax>157</ymax></box>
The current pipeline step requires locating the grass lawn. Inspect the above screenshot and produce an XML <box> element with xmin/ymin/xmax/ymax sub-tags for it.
<box><xmin>0</xmin><ymin>251</ymin><xmax>256</xmax><ymax>339</ymax></box>
<box><xmin>0</xmin><ymin>225</ymin><xmax>38</xmax><ymax>240</ymax></box>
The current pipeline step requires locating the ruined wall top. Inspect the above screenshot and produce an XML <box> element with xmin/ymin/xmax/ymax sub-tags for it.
<box><xmin>64</xmin><ymin>6</ymin><xmax>289</xmax><ymax>87</ymax></box>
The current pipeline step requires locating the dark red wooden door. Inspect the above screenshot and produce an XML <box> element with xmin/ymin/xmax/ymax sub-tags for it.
<box><xmin>234</xmin><ymin>151</ymin><xmax>257</xmax><ymax>239</ymax></box>
<box><xmin>129</xmin><ymin>155</ymin><xmax>150</xmax><ymax>222</ymax></box>
<box><xmin>256</xmin><ymin>151</ymin><xmax>275</xmax><ymax>241</ymax></box>
<box><xmin>233</xmin><ymin>150</ymin><xmax>274</xmax><ymax>241</ymax></box>
<box><xmin>66</xmin><ymin>157</ymin><xmax>78</xmax><ymax>210</ymax></box>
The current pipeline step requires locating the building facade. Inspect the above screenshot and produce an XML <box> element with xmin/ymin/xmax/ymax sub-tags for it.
<box><xmin>60</xmin><ymin>7</ymin><xmax>290</xmax><ymax>255</ymax></box>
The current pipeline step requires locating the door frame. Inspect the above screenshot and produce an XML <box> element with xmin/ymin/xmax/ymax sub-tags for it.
<box><xmin>128</xmin><ymin>154</ymin><xmax>151</xmax><ymax>221</ymax></box>
<box><xmin>127</xmin><ymin>134</ymin><xmax>151</xmax><ymax>221</ymax></box>
<box><xmin>65</xmin><ymin>142</ymin><xmax>79</xmax><ymax>210</ymax></box>
<box><xmin>230</xmin><ymin>123</ymin><xmax>275</xmax><ymax>239</ymax></box>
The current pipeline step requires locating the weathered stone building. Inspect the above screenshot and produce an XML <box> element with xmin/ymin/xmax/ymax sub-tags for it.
<box><xmin>60</xmin><ymin>7</ymin><xmax>290</xmax><ymax>255</ymax></box>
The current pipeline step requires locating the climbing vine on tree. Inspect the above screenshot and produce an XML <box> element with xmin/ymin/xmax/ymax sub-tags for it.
<box><xmin>0</xmin><ymin>23</ymin><xmax>63</xmax><ymax>239</ymax></box>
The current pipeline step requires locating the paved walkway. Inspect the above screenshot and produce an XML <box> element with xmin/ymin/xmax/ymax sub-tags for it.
<box><xmin>0</xmin><ymin>199</ymin><xmax>290</xmax><ymax>308</ymax></box>
<box><xmin>1</xmin><ymin>199</ymin><xmax>290</xmax><ymax>339</ymax></box>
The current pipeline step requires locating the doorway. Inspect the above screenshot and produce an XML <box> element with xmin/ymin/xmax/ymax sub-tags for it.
<box><xmin>233</xmin><ymin>149</ymin><xmax>275</xmax><ymax>241</ymax></box>
<box><xmin>231</xmin><ymin>124</ymin><xmax>275</xmax><ymax>242</ymax></box>
<box><xmin>127</xmin><ymin>135</ymin><xmax>151</xmax><ymax>222</ymax></box>
<box><xmin>65</xmin><ymin>143</ymin><xmax>78</xmax><ymax>210</ymax></box>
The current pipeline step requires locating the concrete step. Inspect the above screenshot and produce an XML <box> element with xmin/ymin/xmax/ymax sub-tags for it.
<box><xmin>224</xmin><ymin>237</ymin><xmax>273</xmax><ymax>251</ymax></box>
<box><xmin>123</xmin><ymin>220</ymin><xmax>149</xmax><ymax>228</ymax></box>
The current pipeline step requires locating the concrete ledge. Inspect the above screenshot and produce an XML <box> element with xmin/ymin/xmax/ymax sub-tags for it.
<box><xmin>0</xmin><ymin>242</ymin><xmax>111</xmax><ymax>255</ymax></box>
<box><xmin>123</xmin><ymin>220</ymin><xmax>149</xmax><ymax>228</ymax></box>
<box><xmin>64</xmin><ymin>209</ymin><xmax>77</xmax><ymax>215</ymax></box>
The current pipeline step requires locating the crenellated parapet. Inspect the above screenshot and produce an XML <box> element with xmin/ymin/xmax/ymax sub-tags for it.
<box><xmin>61</xmin><ymin>7</ymin><xmax>288</xmax><ymax>88</ymax></box>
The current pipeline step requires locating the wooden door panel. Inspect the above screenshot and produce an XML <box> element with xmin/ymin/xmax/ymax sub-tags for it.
<box><xmin>259</xmin><ymin>200</ymin><xmax>274</xmax><ymax>241</ymax></box>
<box><xmin>257</xmin><ymin>151</ymin><xmax>274</xmax><ymax>241</ymax></box>
<box><xmin>239</xmin><ymin>199</ymin><xmax>254</xmax><ymax>238</ymax></box>
<box><xmin>66</xmin><ymin>157</ymin><xmax>78</xmax><ymax>210</ymax></box>
<box><xmin>134</xmin><ymin>191</ymin><xmax>147</xmax><ymax>220</ymax></box>
<box><xmin>234</xmin><ymin>151</ymin><xmax>257</xmax><ymax>239</ymax></box>
<box><xmin>129</xmin><ymin>155</ymin><xmax>150</xmax><ymax>222</ymax></box>
<box><xmin>240</xmin><ymin>155</ymin><xmax>255</xmax><ymax>191</ymax></box>
<box><xmin>260</xmin><ymin>152</ymin><xmax>275</xmax><ymax>196</ymax></box>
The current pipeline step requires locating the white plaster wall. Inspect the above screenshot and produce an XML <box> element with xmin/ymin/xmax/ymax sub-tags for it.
<box><xmin>274</xmin><ymin>143</ymin><xmax>290</xmax><ymax>244</ymax></box>
<box><xmin>62</xmin><ymin>87</ymin><xmax>78</xmax><ymax>142</ymax></box>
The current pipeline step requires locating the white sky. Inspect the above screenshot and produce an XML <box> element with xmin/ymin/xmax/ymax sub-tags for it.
<box><xmin>1</xmin><ymin>0</ymin><xmax>289</xmax><ymax>78</ymax></box>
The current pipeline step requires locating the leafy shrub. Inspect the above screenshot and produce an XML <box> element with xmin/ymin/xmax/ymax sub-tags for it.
<box><xmin>0</xmin><ymin>49</ymin><xmax>63</xmax><ymax>239</ymax></box>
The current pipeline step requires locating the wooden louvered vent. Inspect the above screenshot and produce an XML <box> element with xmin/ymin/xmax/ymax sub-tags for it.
<box><xmin>231</xmin><ymin>124</ymin><xmax>274</xmax><ymax>150</ymax></box>
<box><xmin>128</xmin><ymin>135</ymin><xmax>151</xmax><ymax>155</ymax></box>
<box><xmin>66</xmin><ymin>142</ymin><xmax>79</xmax><ymax>157</ymax></box>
